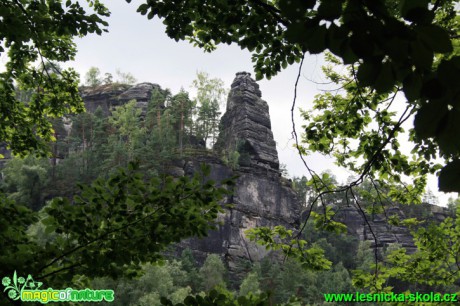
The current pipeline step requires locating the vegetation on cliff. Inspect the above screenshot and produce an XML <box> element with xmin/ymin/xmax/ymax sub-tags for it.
<box><xmin>1</xmin><ymin>0</ymin><xmax>460</xmax><ymax>305</ymax></box>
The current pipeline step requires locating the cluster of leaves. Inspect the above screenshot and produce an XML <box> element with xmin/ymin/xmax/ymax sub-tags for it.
<box><xmin>42</xmin><ymin>162</ymin><xmax>231</xmax><ymax>281</ymax></box>
<box><xmin>0</xmin><ymin>0</ymin><xmax>109</xmax><ymax>156</ymax></box>
<box><xmin>0</xmin><ymin>160</ymin><xmax>233</xmax><ymax>304</ymax></box>
<box><xmin>191</xmin><ymin>71</ymin><xmax>226</xmax><ymax>147</ymax></box>
<box><xmin>84</xmin><ymin>66</ymin><xmax>138</xmax><ymax>87</ymax></box>
<box><xmin>301</xmin><ymin>52</ymin><xmax>433</xmax><ymax>205</ymax></box>
<box><xmin>85</xmin><ymin>225</ymin><xmax>362</xmax><ymax>306</ymax></box>
<box><xmin>131</xmin><ymin>0</ymin><xmax>460</xmax><ymax>192</ymax></box>
<box><xmin>160</xmin><ymin>288</ymin><xmax>270</xmax><ymax>306</ymax></box>
<box><xmin>245</xmin><ymin>225</ymin><xmax>332</xmax><ymax>271</ymax></box>
<box><xmin>354</xmin><ymin>205</ymin><xmax>460</xmax><ymax>292</ymax></box>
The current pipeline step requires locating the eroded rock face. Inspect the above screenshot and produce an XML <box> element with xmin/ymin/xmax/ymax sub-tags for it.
<box><xmin>80</xmin><ymin>82</ymin><xmax>162</xmax><ymax>116</ymax></box>
<box><xmin>179</xmin><ymin>72</ymin><xmax>301</xmax><ymax>279</ymax></box>
<box><xmin>333</xmin><ymin>203</ymin><xmax>450</xmax><ymax>255</ymax></box>
<box><xmin>0</xmin><ymin>143</ymin><xmax>11</xmax><ymax>168</ymax></box>
<box><xmin>335</xmin><ymin>206</ymin><xmax>416</xmax><ymax>254</ymax></box>
<box><xmin>214</xmin><ymin>72</ymin><xmax>279</xmax><ymax>174</ymax></box>
<box><xmin>80</xmin><ymin>83</ymin><xmax>132</xmax><ymax>115</ymax></box>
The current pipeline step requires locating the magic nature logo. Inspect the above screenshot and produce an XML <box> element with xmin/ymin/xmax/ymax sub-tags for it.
<box><xmin>2</xmin><ymin>271</ymin><xmax>114</xmax><ymax>304</ymax></box>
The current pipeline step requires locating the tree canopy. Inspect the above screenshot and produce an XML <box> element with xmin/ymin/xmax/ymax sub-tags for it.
<box><xmin>130</xmin><ymin>0</ymin><xmax>460</xmax><ymax>193</ymax></box>
<box><xmin>0</xmin><ymin>0</ymin><xmax>110</xmax><ymax>156</ymax></box>
<box><xmin>1</xmin><ymin>0</ymin><xmax>460</xmax><ymax>303</ymax></box>
<box><xmin>2</xmin><ymin>0</ymin><xmax>459</xmax><ymax>190</ymax></box>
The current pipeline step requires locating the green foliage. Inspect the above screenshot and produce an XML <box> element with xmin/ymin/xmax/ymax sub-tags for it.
<box><xmin>246</xmin><ymin>225</ymin><xmax>332</xmax><ymax>271</ymax></box>
<box><xmin>223</xmin><ymin>150</ymin><xmax>240</xmax><ymax>170</ymax></box>
<box><xmin>0</xmin><ymin>160</ymin><xmax>233</xmax><ymax>306</ymax></box>
<box><xmin>0</xmin><ymin>155</ymin><xmax>51</xmax><ymax>210</ymax></box>
<box><xmin>160</xmin><ymin>286</ymin><xmax>271</xmax><ymax>306</ymax></box>
<box><xmin>85</xmin><ymin>66</ymin><xmax>102</xmax><ymax>87</ymax></box>
<box><xmin>199</xmin><ymin>254</ymin><xmax>227</xmax><ymax>292</ymax></box>
<box><xmin>179</xmin><ymin>249</ymin><xmax>202</xmax><ymax>292</ymax></box>
<box><xmin>169</xmin><ymin>89</ymin><xmax>196</xmax><ymax>153</ymax></box>
<box><xmin>130</xmin><ymin>0</ymin><xmax>460</xmax><ymax>193</ymax></box>
<box><xmin>311</xmin><ymin>206</ymin><xmax>347</xmax><ymax>234</ymax></box>
<box><xmin>105</xmin><ymin>100</ymin><xmax>144</xmax><ymax>168</ymax></box>
<box><xmin>39</xmin><ymin>162</ymin><xmax>231</xmax><ymax>283</ymax></box>
<box><xmin>291</xmin><ymin>176</ymin><xmax>309</xmax><ymax>207</ymax></box>
<box><xmin>115</xmin><ymin>68</ymin><xmax>137</xmax><ymax>85</ymax></box>
<box><xmin>353</xmin><ymin>206</ymin><xmax>460</xmax><ymax>293</ymax></box>
<box><xmin>239</xmin><ymin>272</ymin><xmax>261</xmax><ymax>297</ymax></box>
<box><xmin>191</xmin><ymin>71</ymin><xmax>226</xmax><ymax>147</ymax></box>
<box><xmin>0</xmin><ymin>0</ymin><xmax>109</xmax><ymax>157</ymax></box>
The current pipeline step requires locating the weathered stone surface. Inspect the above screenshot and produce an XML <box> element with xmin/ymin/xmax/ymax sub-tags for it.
<box><xmin>333</xmin><ymin>203</ymin><xmax>449</xmax><ymax>254</ymax></box>
<box><xmin>80</xmin><ymin>82</ymin><xmax>162</xmax><ymax>117</ymax></box>
<box><xmin>177</xmin><ymin>73</ymin><xmax>301</xmax><ymax>281</ymax></box>
<box><xmin>0</xmin><ymin>143</ymin><xmax>11</xmax><ymax>168</ymax></box>
<box><xmin>214</xmin><ymin>72</ymin><xmax>279</xmax><ymax>174</ymax></box>
<box><xmin>80</xmin><ymin>83</ymin><xmax>132</xmax><ymax>115</ymax></box>
<box><xmin>118</xmin><ymin>82</ymin><xmax>162</xmax><ymax>116</ymax></box>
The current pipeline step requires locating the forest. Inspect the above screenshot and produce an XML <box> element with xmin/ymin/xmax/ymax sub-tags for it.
<box><xmin>1</xmin><ymin>0</ymin><xmax>460</xmax><ymax>305</ymax></box>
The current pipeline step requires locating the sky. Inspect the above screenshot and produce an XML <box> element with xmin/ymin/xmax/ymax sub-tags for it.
<box><xmin>6</xmin><ymin>1</ymin><xmax>455</xmax><ymax>205</ymax></box>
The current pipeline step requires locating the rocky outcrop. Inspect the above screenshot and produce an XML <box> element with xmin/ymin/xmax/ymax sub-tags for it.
<box><xmin>80</xmin><ymin>83</ymin><xmax>132</xmax><ymax>115</ymax></box>
<box><xmin>214</xmin><ymin>72</ymin><xmax>280</xmax><ymax>175</ymax></box>
<box><xmin>335</xmin><ymin>206</ymin><xmax>416</xmax><ymax>253</ymax></box>
<box><xmin>0</xmin><ymin>143</ymin><xmax>11</xmax><ymax>168</ymax></box>
<box><xmin>334</xmin><ymin>203</ymin><xmax>450</xmax><ymax>254</ymax></box>
<box><xmin>178</xmin><ymin>72</ymin><xmax>301</xmax><ymax>277</ymax></box>
<box><xmin>80</xmin><ymin>82</ymin><xmax>162</xmax><ymax>116</ymax></box>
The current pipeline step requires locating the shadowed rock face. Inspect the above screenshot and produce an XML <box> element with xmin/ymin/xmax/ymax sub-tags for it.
<box><xmin>214</xmin><ymin>72</ymin><xmax>280</xmax><ymax>174</ymax></box>
<box><xmin>178</xmin><ymin>72</ymin><xmax>301</xmax><ymax>280</ymax></box>
<box><xmin>80</xmin><ymin>82</ymin><xmax>162</xmax><ymax>116</ymax></box>
<box><xmin>334</xmin><ymin>206</ymin><xmax>417</xmax><ymax>254</ymax></box>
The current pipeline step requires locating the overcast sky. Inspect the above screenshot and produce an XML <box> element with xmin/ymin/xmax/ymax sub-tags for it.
<box><xmin>12</xmin><ymin>1</ymin><xmax>455</xmax><ymax>205</ymax></box>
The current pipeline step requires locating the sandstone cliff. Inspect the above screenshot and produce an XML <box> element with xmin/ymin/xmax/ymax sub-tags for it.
<box><xmin>178</xmin><ymin>72</ymin><xmax>301</xmax><ymax>275</ymax></box>
<box><xmin>0</xmin><ymin>73</ymin><xmax>452</xmax><ymax>274</ymax></box>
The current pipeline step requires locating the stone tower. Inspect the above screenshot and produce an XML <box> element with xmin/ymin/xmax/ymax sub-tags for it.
<box><xmin>181</xmin><ymin>72</ymin><xmax>301</xmax><ymax>277</ymax></box>
<box><xmin>214</xmin><ymin>71</ymin><xmax>280</xmax><ymax>175</ymax></box>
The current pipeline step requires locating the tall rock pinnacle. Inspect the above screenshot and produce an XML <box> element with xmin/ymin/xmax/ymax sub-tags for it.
<box><xmin>215</xmin><ymin>72</ymin><xmax>279</xmax><ymax>174</ymax></box>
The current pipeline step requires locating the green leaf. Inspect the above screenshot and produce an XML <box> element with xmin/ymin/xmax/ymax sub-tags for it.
<box><xmin>437</xmin><ymin>57</ymin><xmax>460</xmax><ymax>94</ymax></box>
<box><xmin>400</xmin><ymin>0</ymin><xmax>430</xmax><ymax>21</ymax></box>
<box><xmin>356</xmin><ymin>61</ymin><xmax>380</xmax><ymax>87</ymax></box>
<box><xmin>439</xmin><ymin>160</ymin><xmax>460</xmax><ymax>192</ymax></box>
<box><xmin>317</xmin><ymin>0</ymin><xmax>343</xmax><ymax>20</ymax></box>
<box><xmin>374</xmin><ymin>61</ymin><xmax>395</xmax><ymax>93</ymax></box>
<box><xmin>413</xmin><ymin>101</ymin><xmax>448</xmax><ymax>139</ymax></box>
<box><xmin>305</xmin><ymin>25</ymin><xmax>327</xmax><ymax>54</ymax></box>
<box><xmin>340</xmin><ymin>39</ymin><xmax>359</xmax><ymax>64</ymax></box>
<box><xmin>279</xmin><ymin>0</ymin><xmax>314</xmax><ymax>19</ymax></box>
<box><xmin>416</xmin><ymin>25</ymin><xmax>453</xmax><ymax>54</ymax></box>
<box><xmin>410</xmin><ymin>39</ymin><xmax>433</xmax><ymax>70</ymax></box>
<box><xmin>436</xmin><ymin>108</ymin><xmax>460</xmax><ymax>155</ymax></box>
<box><xmin>350</xmin><ymin>33</ymin><xmax>374</xmax><ymax>59</ymax></box>
<box><xmin>403</xmin><ymin>72</ymin><xmax>422</xmax><ymax>101</ymax></box>
<box><xmin>326</xmin><ymin>23</ymin><xmax>348</xmax><ymax>57</ymax></box>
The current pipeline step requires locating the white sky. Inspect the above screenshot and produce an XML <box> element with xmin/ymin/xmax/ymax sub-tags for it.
<box><xmin>11</xmin><ymin>1</ymin><xmax>456</xmax><ymax>206</ymax></box>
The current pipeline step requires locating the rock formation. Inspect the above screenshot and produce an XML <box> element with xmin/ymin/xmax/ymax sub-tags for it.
<box><xmin>335</xmin><ymin>206</ymin><xmax>417</xmax><ymax>253</ymax></box>
<box><xmin>80</xmin><ymin>82</ymin><xmax>162</xmax><ymax>117</ymax></box>
<box><xmin>333</xmin><ymin>202</ymin><xmax>450</xmax><ymax>254</ymax></box>
<box><xmin>214</xmin><ymin>72</ymin><xmax>280</xmax><ymax>175</ymax></box>
<box><xmin>0</xmin><ymin>73</ymin><xmax>452</xmax><ymax>277</ymax></box>
<box><xmin>179</xmin><ymin>72</ymin><xmax>301</xmax><ymax>276</ymax></box>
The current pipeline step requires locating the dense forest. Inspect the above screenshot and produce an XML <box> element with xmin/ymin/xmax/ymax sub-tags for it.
<box><xmin>1</xmin><ymin>68</ymin><xmax>459</xmax><ymax>305</ymax></box>
<box><xmin>1</xmin><ymin>0</ymin><xmax>460</xmax><ymax>305</ymax></box>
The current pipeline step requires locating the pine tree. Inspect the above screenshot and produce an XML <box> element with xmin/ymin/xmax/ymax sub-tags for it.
<box><xmin>192</xmin><ymin>72</ymin><xmax>226</xmax><ymax>147</ymax></box>
<box><xmin>169</xmin><ymin>89</ymin><xmax>195</xmax><ymax>154</ymax></box>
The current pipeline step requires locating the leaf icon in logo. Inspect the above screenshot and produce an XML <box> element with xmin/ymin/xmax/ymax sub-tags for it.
<box><xmin>8</xmin><ymin>289</ymin><xmax>18</xmax><ymax>299</ymax></box>
<box><xmin>24</xmin><ymin>275</ymin><xmax>42</xmax><ymax>290</ymax></box>
<box><xmin>1</xmin><ymin>277</ymin><xmax>11</xmax><ymax>287</ymax></box>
